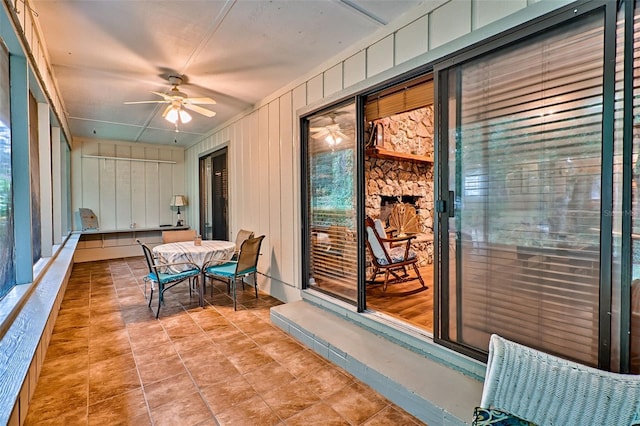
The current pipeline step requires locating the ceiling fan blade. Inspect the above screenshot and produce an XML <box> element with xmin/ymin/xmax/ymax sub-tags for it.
<box><xmin>150</xmin><ymin>91</ymin><xmax>173</xmax><ymax>100</ymax></box>
<box><xmin>183</xmin><ymin>103</ymin><xmax>217</xmax><ymax>117</ymax></box>
<box><xmin>124</xmin><ymin>100</ymin><xmax>167</xmax><ymax>104</ymax></box>
<box><xmin>184</xmin><ymin>97</ymin><xmax>216</xmax><ymax>105</ymax></box>
<box><xmin>161</xmin><ymin>104</ymin><xmax>173</xmax><ymax>118</ymax></box>
<box><xmin>335</xmin><ymin>130</ymin><xmax>349</xmax><ymax>140</ymax></box>
<box><xmin>311</xmin><ymin>129</ymin><xmax>330</xmax><ymax>139</ymax></box>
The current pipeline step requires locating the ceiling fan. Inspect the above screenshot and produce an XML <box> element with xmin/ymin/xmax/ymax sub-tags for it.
<box><xmin>310</xmin><ymin>114</ymin><xmax>349</xmax><ymax>146</ymax></box>
<box><xmin>124</xmin><ymin>75</ymin><xmax>217</xmax><ymax>123</ymax></box>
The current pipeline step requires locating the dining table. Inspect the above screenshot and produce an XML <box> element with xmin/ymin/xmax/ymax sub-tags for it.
<box><xmin>152</xmin><ymin>239</ymin><xmax>236</xmax><ymax>307</ymax></box>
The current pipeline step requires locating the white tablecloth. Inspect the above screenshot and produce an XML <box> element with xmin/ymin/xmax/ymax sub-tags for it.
<box><xmin>152</xmin><ymin>240</ymin><xmax>236</xmax><ymax>273</ymax></box>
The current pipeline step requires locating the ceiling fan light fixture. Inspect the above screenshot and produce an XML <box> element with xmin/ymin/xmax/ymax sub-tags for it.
<box><xmin>165</xmin><ymin>106</ymin><xmax>192</xmax><ymax>124</ymax></box>
<box><xmin>325</xmin><ymin>132</ymin><xmax>342</xmax><ymax>146</ymax></box>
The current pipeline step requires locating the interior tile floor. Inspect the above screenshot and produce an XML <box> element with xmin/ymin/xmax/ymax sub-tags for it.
<box><xmin>25</xmin><ymin>257</ymin><xmax>426</xmax><ymax>425</ymax></box>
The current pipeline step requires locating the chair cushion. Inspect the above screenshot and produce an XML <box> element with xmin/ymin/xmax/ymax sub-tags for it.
<box><xmin>205</xmin><ymin>261</ymin><xmax>237</xmax><ymax>278</ymax></box>
<box><xmin>374</xmin><ymin>219</ymin><xmax>390</xmax><ymax>251</ymax></box>
<box><xmin>206</xmin><ymin>261</ymin><xmax>258</xmax><ymax>278</ymax></box>
<box><xmin>472</xmin><ymin>407</ymin><xmax>536</xmax><ymax>426</ymax></box>
<box><xmin>377</xmin><ymin>246</ymin><xmax>416</xmax><ymax>265</ymax></box>
<box><xmin>148</xmin><ymin>268</ymin><xmax>199</xmax><ymax>285</ymax></box>
<box><xmin>367</xmin><ymin>227</ymin><xmax>387</xmax><ymax>260</ymax></box>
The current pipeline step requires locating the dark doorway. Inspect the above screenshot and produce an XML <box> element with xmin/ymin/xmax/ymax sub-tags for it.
<box><xmin>199</xmin><ymin>148</ymin><xmax>228</xmax><ymax>240</ymax></box>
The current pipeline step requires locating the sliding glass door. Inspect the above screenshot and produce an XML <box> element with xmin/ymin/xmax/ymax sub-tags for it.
<box><xmin>303</xmin><ymin>102</ymin><xmax>358</xmax><ymax>303</ymax></box>
<box><xmin>436</xmin><ymin>4</ymin><xmax>610</xmax><ymax>366</ymax></box>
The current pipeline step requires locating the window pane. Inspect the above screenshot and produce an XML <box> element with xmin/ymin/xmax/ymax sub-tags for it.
<box><xmin>29</xmin><ymin>93</ymin><xmax>41</xmax><ymax>263</ymax></box>
<box><xmin>305</xmin><ymin>103</ymin><xmax>357</xmax><ymax>302</ymax></box>
<box><xmin>0</xmin><ymin>41</ymin><xmax>14</xmax><ymax>299</ymax></box>
<box><xmin>445</xmin><ymin>12</ymin><xmax>604</xmax><ymax>365</ymax></box>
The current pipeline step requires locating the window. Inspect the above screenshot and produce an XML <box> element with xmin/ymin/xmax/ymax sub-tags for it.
<box><xmin>0</xmin><ymin>41</ymin><xmax>14</xmax><ymax>299</ymax></box>
<box><xmin>304</xmin><ymin>102</ymin><xmax>358</xmax><ymax>302</ymax></box>
<box><xmin>437</xmin><ymin>6</ymin><xmax>609</xmax><ymax>366</ymax></box>
<box><xmin>29</xmin><ymin>93</ymin><xmax>41</xmax><ymax>264</ymax></box>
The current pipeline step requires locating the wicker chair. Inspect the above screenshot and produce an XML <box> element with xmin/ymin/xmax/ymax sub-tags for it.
<box><xmin>479</xmin><ymin>334</ymin><xmax>640</xmax><ymax>426</ymax></box>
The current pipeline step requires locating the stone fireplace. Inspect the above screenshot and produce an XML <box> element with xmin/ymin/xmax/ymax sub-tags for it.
<box><xmin>365</xmin><ymin>106</ymin><xmax>435</xmax><ymax>265</ymax></box>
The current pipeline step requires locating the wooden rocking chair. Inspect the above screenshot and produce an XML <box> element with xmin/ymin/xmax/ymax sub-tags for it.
<box><xmin>365</xmin><ymin>217</ymin><xmax>426</xmax><ymax>292</ymax></box>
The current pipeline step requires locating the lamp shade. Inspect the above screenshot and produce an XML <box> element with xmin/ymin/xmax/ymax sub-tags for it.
<box><xmin>170</xmin><ymin>195</ymin><xmax>187</xmax><ymax>207</ymax></box>
<box><xmin>165</xmin><ymin>106</ymin><xmax>192</xmax><ymax>124</ymax></box>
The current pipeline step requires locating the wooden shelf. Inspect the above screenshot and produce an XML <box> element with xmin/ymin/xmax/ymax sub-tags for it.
<box><xmin>366</xmin><ymin>147</ymin><xmax>433</xmax><ymax>164</ymax></box>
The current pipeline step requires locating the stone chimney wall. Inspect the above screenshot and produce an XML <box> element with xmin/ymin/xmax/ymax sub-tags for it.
<box><xmin>365</xmin><ymin>106</ymin><xmax>435</xmax><ymax>265</ymax></box>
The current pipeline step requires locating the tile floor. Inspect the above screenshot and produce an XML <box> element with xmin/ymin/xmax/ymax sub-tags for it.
<box><xmin>25</xmin><ymin>257</ymin><xmax>426</xmax><ymax>425</ymax></box>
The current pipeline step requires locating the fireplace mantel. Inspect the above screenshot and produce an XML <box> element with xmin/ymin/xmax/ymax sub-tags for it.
<box><xmin>366</xmin><ymin>147</ymin><xmax>433</xmax><ymax>164</ymax></box>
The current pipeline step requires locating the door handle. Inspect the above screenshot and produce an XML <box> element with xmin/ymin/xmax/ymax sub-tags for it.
<box><xmin>436</xmin><ymin>191</ymin><xmax>455</xmax><ymax>217</ymax></box>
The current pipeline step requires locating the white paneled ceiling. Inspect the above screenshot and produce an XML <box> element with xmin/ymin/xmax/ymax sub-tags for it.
<box><xmin>31</xmin><ymin>0</ymin><xmax>423</xmax><ymax>147</ymax></box>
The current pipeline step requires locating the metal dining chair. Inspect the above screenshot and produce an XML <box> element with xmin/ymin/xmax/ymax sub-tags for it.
<box><xmin>232</xmin><ymin>229</ymin><xmax>254</xmax><ymax>260</ymax></box>
<box><xmin>203</xmin><ymin>235</ymin><xmax>264</xmax><ymax>310</ymax></box>
<box><xmin>136</xmin><ymin>239</ymin><xmax>201</xmax><ymax>318</ymax></box>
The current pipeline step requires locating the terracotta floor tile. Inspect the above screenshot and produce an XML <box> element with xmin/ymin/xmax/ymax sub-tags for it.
<box><xmin>260</xmin><ymin>338</ymin><xmax>305</xmax><ymax>363</ymax></box>
<box><xmin>88</xmin><ymin>387</ymin><xmax>148</xmax><ymax>425</ymax></box>
<box><xmin>206</xmin><ymin>324</ymin><xmax>243</xmax><ymax>343</ymax></box>
<box><xmin>261</xmin><ymin>378</ymin><xmax>321</xmax><ymax>420</ymax></box>
<box><xmin>214</xmin><ymin>333</ymin><xmax>258</xmax><ymax>354</ymax></box>
<box><xmin>25</xmin><ymin>258</ymin><xmax>425</xmax><ymax>426</ymax></box>
<box><xmin>284</xmin><ymin>402</ymin><xmax>350</xmax><ymax>426</ymax></box>
<box><xmin>200</xmin><ymin>375</ymin><xmax>257</xmax><ymax>414</ymax></box>
<box><xmin>150</xmin><ymin>392</ymin><xmax>212</xmax><ymax>426</ymax></box>
<box><xmin>188</xmin><ymin>309</ymin><xmax>230</xmax><ymax>331</ymax></box>
<box><xmin>325</xmin><ymin>382</ymin><xmax>390</xmax><ymax>424</ymax></box>
<box><xmin>226</xmin><ymin>346</ymin><xmax>275</xmax><ymax>374</ymax></box>
<box><xmin>363</xmin><ymin>405</ymin><xmax>422</xmax><ymax>425</ymax></box>
<box><xmin>186</xmin><ymin>356</ymin><xmax>241</xmax><ymax>387</ymax></box>
<box><xmin>277</xmin><ymin>348</ymin><xmax>328</xmax><ymax>378</ymax></box>
<box><xmin>249</xmin><ymin>325</ymin><xmax>290</xmax><ymax>346</ymax></box>
<box><xmin>179</xmin><ymin>342</ymin><xmax>223</xmax><ymax>370</ymax></box>
<box><xmin>296</xmin><ymin>363</ymin><xmax>354</xmax><ymax>399</ymax></box>
<box><xmin>89</xmin><ymin>350</ymin><xmax>137</xmax><ymax>375</ymax></box>
<box><xmin>88</xmin><ymin>331</ymin><xmax>133</xmax><ymax>363</ymax></box>
<box><xmin>88</xmin><ymin>365</ymin><xmax>142</xmax><ymax>405</ymax></box>
<box><xmin>215</xmin><ymin>394</ymin><xmax>281</xmax><ymax>426</ymax></box>
<box><xmin>132</xmin><ymin>340</ymin><xmax>179</xmax><ymax>365</ymax></box>
<box><xmin>144</xmin><ymin>371</ymin><xmax>198</xmax><ymax>409</ymax></box>
<box><xmin>40</xmin><ymin>353</ymin><xmax>89</xmax><ymax>380</ymax></box>
<box><xmin>43</xmin><ymin>337</ymin><xmax>89</xmax><ymax>360</ymax></box>
<box><xmin>172</xmin><ymin>333</ymin><xmax>219</xmax><ymax>355</ymax></box>
<box><xmin>27</xmin><ymin>382</ymin><xmax>88</xmax><ymax>422</ymax></box>
<box><xmin>127</xmin><ymin>323</ymin><xmax>171</xmax><ymax>352</ymax></box>
<box><xmin>25</xmin><ymin>406</ymin><xmax>88</xmax><ymax>426</ymax></box>
<box><xmin>243</xmin><ymin>361</ymin><xmax>295</xmax><ymax>394</ymax></box>
<box><xmin>137</xmin><ymin>355</ymin><xmax>188</xmax><ymax>385</ymax></box>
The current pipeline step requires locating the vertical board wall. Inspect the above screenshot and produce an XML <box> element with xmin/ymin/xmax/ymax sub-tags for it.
<box><xmin>71</xmin><ymin>138</ymin><xmax>185</xmax><ymax>231</ymax></box>
<box><xmin>184</xmin><ymin>0</ymin><xmax>570</xmax><ymax>299</ymax></box>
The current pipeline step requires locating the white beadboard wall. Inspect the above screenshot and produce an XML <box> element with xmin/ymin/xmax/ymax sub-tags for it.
<box><xmin>71</xmin><ymin>138</ymin><xmax>185</xmax><ymax>231</ymax></box>
<box><xmin>185</xmin><ymin>0</ymin><xmax>570</xmax><ymax>301</ymax></box>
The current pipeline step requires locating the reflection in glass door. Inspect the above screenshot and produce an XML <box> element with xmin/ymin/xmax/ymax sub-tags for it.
<box><xmin>303</xmin><ymin>102</ymin><xmax>358</xmax><ymax>303</ymax></box>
